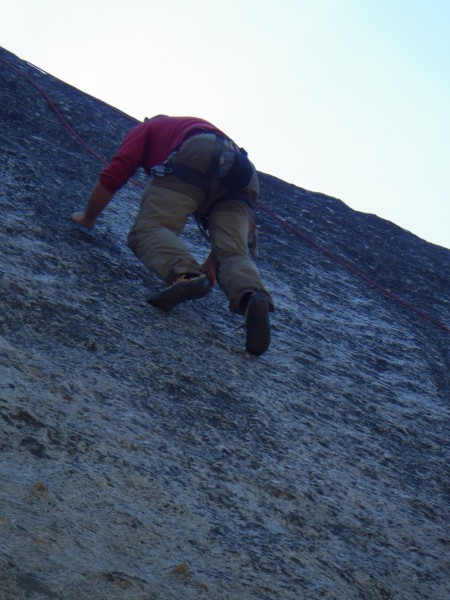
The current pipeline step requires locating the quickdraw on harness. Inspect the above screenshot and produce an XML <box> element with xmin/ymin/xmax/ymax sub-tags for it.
<box><xmin>150</xmin><ymin>135</ymin><xmax>259</xmax><ymax>256</ymax></box>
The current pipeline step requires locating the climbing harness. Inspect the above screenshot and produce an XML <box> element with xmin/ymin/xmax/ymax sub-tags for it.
<box><xmin>151</xmin><ymin>135</ymin><xmax>253</xmax><ymax>196</ymax></box>
<box><xmin>151</xmin><ymin>136</ymin><xmax>257</xmax><ymax>255</ymax></box>
<box><xmin>2</xmin><ymin>54</ymin><xmax>448</xmax><ymax>335</ymax></box>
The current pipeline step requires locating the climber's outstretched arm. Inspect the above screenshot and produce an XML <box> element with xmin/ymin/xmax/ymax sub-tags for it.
<box><xmin>71</xmin><ymin>181</ymin><xmax>114</xmax><ymax>229</ymax></box>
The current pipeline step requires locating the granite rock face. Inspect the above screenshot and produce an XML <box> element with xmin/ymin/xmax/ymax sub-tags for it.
<box><xmin>0</xmin><ymin>47</ymin><xmax>449</xmax><ymax>600</ymax></box>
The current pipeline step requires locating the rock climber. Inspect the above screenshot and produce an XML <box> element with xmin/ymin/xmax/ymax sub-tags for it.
<box><xmin>71</xmin><ymin>115</ymin><xmax>274</xmax><ymax>355</ymax></box>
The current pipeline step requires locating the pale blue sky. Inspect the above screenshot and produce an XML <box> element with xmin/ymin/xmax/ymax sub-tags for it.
<box><xmin>1</xmin><ymin>0</ymin><xmax>449</xmax><ymax>248</ymax></box>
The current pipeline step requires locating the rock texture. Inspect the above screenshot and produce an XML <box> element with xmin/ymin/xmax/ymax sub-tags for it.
<box><xmin>1</xmin><ymin>47</ymin><xmax>449</xmax><ymax>600</ymax></box>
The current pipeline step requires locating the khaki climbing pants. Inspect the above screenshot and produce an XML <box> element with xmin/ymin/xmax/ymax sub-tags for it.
<box><xmin>127</xmin><ymin>133</ymin><xmax>273</xmax><ymax>314</ymax></box>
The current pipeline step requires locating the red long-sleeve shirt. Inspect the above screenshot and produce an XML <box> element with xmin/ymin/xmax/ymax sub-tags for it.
<box><xmin>99</xmin><ymin>115</ymin><xmax>225</xmax><ymax>193</ymax></box>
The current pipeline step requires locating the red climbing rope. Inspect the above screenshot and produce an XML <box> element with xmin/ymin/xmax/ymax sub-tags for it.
<box><xmin>256</xmin><ymin>203</ymin><xmax>450</xmax><ymax>334</ymax></box>
<box><xmin>2</xmin><ymin>55</ymin><xmax>449</xmax><ymax>334</ymax></box>
<box><xmin>0</xmin><ymin>56</ymin><xmax>109</xmax><ymax>166</ymax></box>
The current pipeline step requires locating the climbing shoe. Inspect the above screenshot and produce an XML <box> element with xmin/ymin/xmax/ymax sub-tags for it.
<box><xmin>244</xmin><ymin>291</ymin><xmax>271</xmax><ymax>355</ymax></box>
<box><xmin>148</xmin><ymin>273</ymin><xmax>211</xmax><ymax>313</ymax></box>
